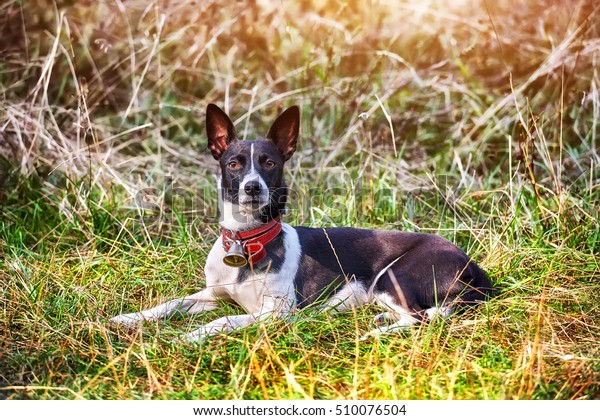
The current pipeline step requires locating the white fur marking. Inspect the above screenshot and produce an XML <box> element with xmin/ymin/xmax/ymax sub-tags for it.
<box><xmin>424</xmin><ymin>306</ymin><xmax>453</xmax><ymax>319</ymax></box>
<box><xmin>250</xmin><ymin>143</ymin><xmax>255</xmax><ymax>175</ymax></box>
<box><xmin>237</xmin><ymin>144</ymin><xmax>269</xmax><ymax>220</ymax></box>
<box><xmin>178</xmin><ymin>223</ymin><xmax>301</xmax><ymax>342</ymax></box>
<box><xmin>322</xmin><ymin>282</ymin><xmax>369</xmax><ymax>313</ymax></box>
<box><xmin>359</xmin><ymin>292</ymin><xmax>420</xmax><ymax>340</ymax></box>
<box><xmin>366</xmin><ymin>254</ymin><xmax>405</xmax><ymax>298</ymax></box>
<box><xmin>112</xmin><ymin>224</ymin><xmax>301</xmax><ymax>344</ymax></box>
<box><xmin>109</xmin><ymin>289</ymin><xmax>220</xmax><ymax>326</ymax></box>
<box><xmin>218</xmin><ymin>176</ymin><xmax>262</xmax><ymax>231</ymax></box>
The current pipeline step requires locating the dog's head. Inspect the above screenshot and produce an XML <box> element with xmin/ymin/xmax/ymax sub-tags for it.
<box><xmin>206</xmin><ymin>104</ymin><xmax>300</xmax><ymax>231</ymax></box>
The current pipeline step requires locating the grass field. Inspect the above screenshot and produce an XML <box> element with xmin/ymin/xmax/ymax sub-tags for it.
<box><xmin>0</xmin><ymin>0</ymin><xmax>599</xmax><ymax>400</ymax></box>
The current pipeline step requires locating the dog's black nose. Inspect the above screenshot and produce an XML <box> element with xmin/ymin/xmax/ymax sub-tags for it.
<box><xmin>244</xmin><ymin>181</ymin><xmax>261</xmax><ymax>197</ymax></box>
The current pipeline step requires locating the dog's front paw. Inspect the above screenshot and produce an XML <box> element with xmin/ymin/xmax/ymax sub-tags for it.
<box><xmin>172</xmin><ymin>331</ymin><xmax>206</xmax><ymax>346</ymax></box>
<box><xmin>359</xmin><ymin>329</ymin><xmax>382</xmax><ymax>342</ymax></box>
<box><xmin>109</xmin><ymin>313</ymin><xmax>144</xmax><ymax>328</ymax></box>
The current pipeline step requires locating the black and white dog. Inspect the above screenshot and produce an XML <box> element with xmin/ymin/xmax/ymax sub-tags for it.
<box><xmin>110</xmin><ymin>104</ymin><xmax>492</xmax><ymax>342</ymax></box>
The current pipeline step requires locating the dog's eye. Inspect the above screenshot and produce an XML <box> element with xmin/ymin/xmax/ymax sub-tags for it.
<box><xmin>265</xmin><ymin>160</ymin><xmax>276</xmax><ymax>169</ymax></box>
<box><xmin>227</xmin><ymin>161</ymin><xmax>239</xmax><ymax>170</ymax></box>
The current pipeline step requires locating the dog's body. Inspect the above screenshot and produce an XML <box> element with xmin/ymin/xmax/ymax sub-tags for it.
<box><xmin>110</xmin><ymin>104</ymin><xmax>492</xmax><ymax>342</ymax></box>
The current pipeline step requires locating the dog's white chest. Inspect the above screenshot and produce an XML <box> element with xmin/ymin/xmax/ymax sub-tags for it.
<box><xmin>204</xmin><ymin>224</ymin><xmax>301</xmax><ymax>315</ymax></box>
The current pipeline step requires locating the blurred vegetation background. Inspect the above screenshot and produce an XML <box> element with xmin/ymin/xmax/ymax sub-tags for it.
<box><xmin>1</xmin><ymin>0</ymin><xmax>597</xmax><ymax>179</ymax></box>
<box><xmin>1</xmin><ymin>0</ymin><xmax>598</xmax><ymax>250</ymax></box>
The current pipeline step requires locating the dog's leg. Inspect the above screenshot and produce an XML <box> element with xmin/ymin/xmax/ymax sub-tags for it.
<box><xmin>109</xmin><ymin>288</ymin><xmax>220</xmax><ymax>327</ymax></box>
<box><xmin>424</xmin><ymin>306</ymin><xmax>453</xmax><ymax>319</ymax></box>
<box><xmin>316</xmin><ymin>282</ymin><xmax>423</xmax><ymax>340</ymax></box>
<box><xmin>178</xmin><ymin>310</ymin><xmax>289</xmax><ymax>344</ymax></box>
<box><xmin>359</xmin><ymin>292</ymin><xmax>421</xmax><ymax>340</ymax></box>
<box><xmin>361</xmin><ymin>316</ymin><xmax>420</xmax><ymax>340</ymax></box>
<box><xmin>178</xmin><ymin>314</ymin><xmax>261</xmax><ymax>343</ymax></box>
<box><xmin>319</xmin><ymin>281</ymin><xmax>369</xmax><ymax>313</ymax></box>
<box><xmin>362</xmin><ymin>306</ymin><xmax>454</xmax><ymax>340</ymax></box>
<box><xmin>177</xmin><ymin>294</ymin><xmax>293</xmax><ymax>344</ymax></box>
<box><xmin>360</xmin><ymin>293</ymin><xmax>455</xmax><ymax>340</ymax></box>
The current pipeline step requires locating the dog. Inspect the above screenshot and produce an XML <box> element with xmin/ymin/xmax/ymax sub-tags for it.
<box><xmin>110</xmin><ymin>103</ymin><xmax>492</xmax><ymax>342</ymax></box>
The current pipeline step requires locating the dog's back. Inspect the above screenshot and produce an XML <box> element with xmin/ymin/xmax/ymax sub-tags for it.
<box><xmin>292</xmin><ymin>227</ymin><xmax>492</xmax><ymax>313</ymax></box>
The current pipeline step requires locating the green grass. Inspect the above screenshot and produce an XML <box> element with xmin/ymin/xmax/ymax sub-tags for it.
<box><xmin>1</xmin><ymin>0</ymin><xmax>599</xmax><ymax>400</ymax></box>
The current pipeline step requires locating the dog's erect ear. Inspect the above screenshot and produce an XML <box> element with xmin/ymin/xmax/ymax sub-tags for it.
<box><xmin>206</xmin><ymin>103</ymin><xmax>237</xmax><ymax>160</ymax></box>
<box><xmin>266</xmin><ymin>106</ymin><xmax>299</xmax><ymax>161</ymax></box>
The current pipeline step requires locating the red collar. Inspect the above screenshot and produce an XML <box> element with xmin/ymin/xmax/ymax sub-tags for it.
<box><xmin>222</xmin><ymin>217</ymin><xmax>282</xmax><ymax>266</ymax></box>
